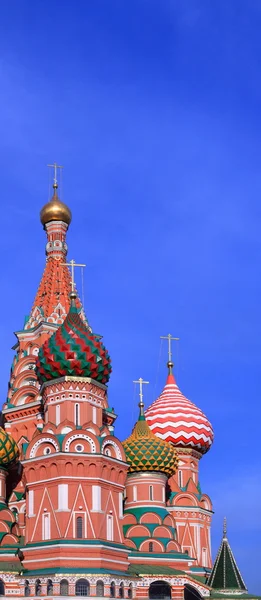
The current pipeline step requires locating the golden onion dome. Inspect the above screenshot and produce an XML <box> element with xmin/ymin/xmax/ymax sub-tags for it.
<box><xmin>40</xmin><ymin>184</ymin><xmax>72</xmax><ymax>227</ymax></box>
<box><xmin>0</xmin><ymin>428</ymin><xmax>19</xmax><ymax>468</ymax></box>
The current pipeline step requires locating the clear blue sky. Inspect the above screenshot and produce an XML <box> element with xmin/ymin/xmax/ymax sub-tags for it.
<box><xmin>0</xmin><ymin>0</ymin><xmax>260</xmax><ymax>592</ymax></box>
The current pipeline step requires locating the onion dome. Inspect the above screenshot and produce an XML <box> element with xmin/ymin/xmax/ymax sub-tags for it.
<box><xmin>145</xmin><ymin>363</ymin><xmax>214</xmax><ymax>455</ymax></box>
<box><xmin>40</xmin><ymin>183</ymin><xmax>72</xmax><ymax>226</ymax></box>
<box><xmin>123</xmin><ymin>401</ymin><xmax>178</xmax><ymax>478</ymax></box>
<box><xmin>36</xmin><ymin>293</ymin><xmax>111</xmax><ymax>385</ymax></box>
<box><xmin>0</xmin><ymin>428</ymin><xmax>19</xmax><ymax>468</ymax></box>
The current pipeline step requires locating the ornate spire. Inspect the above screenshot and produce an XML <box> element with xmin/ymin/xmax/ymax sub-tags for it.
<box><xmin>208</xmin><ymin>519</ymin><xmax>247</xmax><ymax>592</ymax></box>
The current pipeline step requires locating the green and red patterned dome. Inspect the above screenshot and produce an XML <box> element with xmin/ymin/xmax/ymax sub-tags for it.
<box><xmin>123</xmin><ymin>410</ymin><xmax>178</xmax><ymax>478</ymax></box>
<box><xmin>36</xmin><ymin>296</ymin><xmax>111</xmax><ymax>384</ymax></box>
<box><xmin>0</xmin><ymin>428</ymin><xmax>19</xmax><ymax>468</ymax></box>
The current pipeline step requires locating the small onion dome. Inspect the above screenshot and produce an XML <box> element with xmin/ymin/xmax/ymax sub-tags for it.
<box><xmin>145</xmin><ymin>365</ymin><xmax>214</xmax><ymax>455</ymax></box>
<box><xmin>36</xmin><ymin>295</ymin><xmax>112</xmax><ymax>384</ymax></box>
<box><xmin>0</xmin><ymin>428</ymin><xmax>19</xmax><ymax>468</ymax></box>
<box><xmin>40</xmin><ymin>184</ymin><xmax>72</xmax><ymax>226</ymax></box>
<box><xmin>123</xmin><ymin>412</ymin><xmax>178</xmax><ymax>478</ymax></box>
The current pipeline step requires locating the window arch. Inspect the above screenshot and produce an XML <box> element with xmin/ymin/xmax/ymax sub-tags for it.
<box><xmin>96</xmin><ymin>580</ymin><xmax>104</xmax><ymax>597</ymax></box>
<box><xmin>24</xmin><ymin>580</ymin><xmax>30</xmax><ymax>596</ymax></box>
<box><xmin>119</xmin><ymin>582</ymin><xmax>124</xmax><ymax>598</ymax></box>
<box><xmin>60</xmin><ymin>579</ymin><xmax>69</xmax><ymax>595</ymax></box>
<box><xmin>47</xmin><ymin>579</ymin><xmax>53</xmax><ymax>595</ymax></box>
<box><xmin>35</xmin><ymin>579</ymin><xmax>41</xmax><ymax>596</ymax></box>
<box><xmin>76</xmin><ymin>579</ymin><xmax>90</xmax><ymax>596</ymax></box>
<box><xmin>0</xmin><ymin>581</ymin><xmax>4</xmax><ymax>596</ymax></box>
<box><xmin>76</xmin><ymin>515</ymin><xmax>83</xmax><ymax>538</ymax></box>
<box><xmin>110</xmin><ymin>581</ymin><xmax>115</xmax><ymax>598</ymax></box>
<box><xmin>128</xmin><ymin>584</ymin><xmax>133</xmax><ymax>599</ymax></box>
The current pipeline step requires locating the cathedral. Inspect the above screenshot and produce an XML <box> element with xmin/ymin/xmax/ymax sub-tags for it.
<box><xmin>0</xmin><ymin>171</ymin><xmax>255</xmax><ymax>599</ymax></box>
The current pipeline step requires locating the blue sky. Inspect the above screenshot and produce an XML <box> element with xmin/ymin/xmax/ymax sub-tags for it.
<box><xmin>0</xmin><ymin>0</ymin><xmax>260</xmax><ymax>592</ymax></box>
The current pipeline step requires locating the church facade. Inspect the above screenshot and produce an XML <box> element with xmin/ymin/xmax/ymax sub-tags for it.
<box><xmin>0</xmin><ymin>174</ymin><xmax>253</xmax><ymax>599</ymax></box>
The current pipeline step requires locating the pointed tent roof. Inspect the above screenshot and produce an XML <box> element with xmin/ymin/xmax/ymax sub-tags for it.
<box><xmin>208</xmin><ymin>519</ymin><xmax>247</xmax><ymax>593</ymax></box>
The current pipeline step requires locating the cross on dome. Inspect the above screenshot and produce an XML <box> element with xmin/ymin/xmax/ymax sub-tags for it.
<box><xmin>133</xmin><ymin>378</ymin><xmax>149</xmax><ymax>416</ymax></box>
<box><xmin>160</xmin><ymin>333</ymin><xmax>179</xmax><ymax>373</ymax></box>
<box><xmin>47</xmin><ymin>162</ymin><xmax>63</xmax><ymax>187</ymax></box>
<box><xmin>62</xmin><ymin>259</ymin><xmax>86</xmax><ymax>294</ymax></box>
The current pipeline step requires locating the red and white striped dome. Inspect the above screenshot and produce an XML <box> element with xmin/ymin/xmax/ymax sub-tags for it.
<box><xmin>145</xmin><ymin>370</ymin><xmax>214</xmax><ymax>454</ymax></box>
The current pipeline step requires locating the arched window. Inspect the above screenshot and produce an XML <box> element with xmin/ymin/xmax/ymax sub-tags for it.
<box><xmin>128</xmin><ymin>584</ymin><xmax>133</xmax><ymax>599</ymax></box>
<box><xmin>76</xmin><ymin>579</ymin><xmax>90</xmax><ymax>596</ymax></box>
<box><xmin>76</xmin><ymin>516</ymin><xmax>83</xmax><ymax>538</ymax></box>
<box><xmin>96</xmin><ymin>580</ymin><xmax>104</xmax><ymax>597</ymax></box>
<box><xmin>25</xmin><ymin>581</ymin><xmax>30</xmax><ymax>597</ymax></box>
<box><xmin>149</xmin><ymin>485</ymin><xmax>153</xmax><ymax>500</ymax></box>
<box><xmin>119</xmin><ymin>582</ymin><xmax>124</xmax><ymax>598</ymax></box>
<box><xmin>35</xmin><ymin>579</ymin><xmax>41</xmax><ymax>596</ymax></box>
<box><xmin>47</xmin><ymin>579</ymin><xmax>53</xmax><ymax>595</ymax></box>
<box><xmin>149</xmin><ymin>541</ymin><xmax>153</xmax><ymax>552</ymax></box>
<box><xmin>149</xmin><ymin>581</ymin><xmax>171</xmax><ymax>600</ymax></box>
<box><xmin>110</xmin><ymin>581</ymin><xmax>115</xmax><ymax>598</ymax></box>
<box><xmin>60</xmin><ymin>579</ymin><xmax>69</xmax><ymax>596</ymax></box>
<box><xmin>0</xmin><ymin>581</ymin><xmax>4</xmax><ymax>596</ymax></box>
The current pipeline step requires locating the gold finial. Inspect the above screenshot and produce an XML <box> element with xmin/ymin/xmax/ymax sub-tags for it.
<box><xmin>62</xmin><ymin>259</ymin><xmax>86</xmax><ymax>294</ymax></box>
<box><xmin>133</xmin><ymin>377</ymin><xmax>149</xmax><ymax>416</ymax></box>
<box><xmin>160</xmin><ymin>334</ymin><xmax>179</xmax><ymax>373</ymax></box>
<box><xmin>47</xmin><ymin>162</ymin><xmax>63</xmax><ymax>189</ymax></box>
<box><xmin>223</xmin><ymin>517</ymin><xmax>227</xmax><ymax>538</ymax></box>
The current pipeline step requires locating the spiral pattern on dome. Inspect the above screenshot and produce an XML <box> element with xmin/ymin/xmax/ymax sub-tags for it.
<box><xmin>145</xmin><ymin>373</ymin><xmax>213</xmax><ymax>454</ymax></box>
<box><xmin>36</xmin><ymin>300</ymin><xmax>111</xmax><ymax>385</ymax></box>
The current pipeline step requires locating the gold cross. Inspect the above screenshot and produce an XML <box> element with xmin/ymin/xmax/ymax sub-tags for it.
<box><xmin>133</xmin><ymin>378</ymin><xmax>149</xmax><ymax>413</ymax></box>
<box><xmin>62</xmin><ymin>259</ymin><xmax>86</xmax><ymax>293</ymax></box>
<box><xmin>160</xmin><ymin>333</ymin><xmax>179</xmax><ymax>363</ymax></box>
<box><xmin>47</xmin><ymin>162</ymin><xmax>63</xmax><ymax>186</ymax></box>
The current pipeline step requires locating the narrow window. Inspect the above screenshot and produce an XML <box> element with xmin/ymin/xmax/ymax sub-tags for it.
<box><xmin>43</xmin><ymin>513</ymin><xmax>50</xmax><ymax>540</ymax></box>
<box><xmin>96</xmin><ymin>580</ymin><xmax>104</xmax><ymax>597</ymax></box>
<box><xmin>178</xmin><ymin>470</ymin><xmax>183</xmax><ymax>488</ymax></box>
<box><xmin>75</xmin><ymin>403</ymin><xmax>80</xmax><ymax>426</ymax></box>
<box><xmin>119</xmin><ymin>492</ymin><xmax>123</xmax><ymax>518</ymax></box>
<box><xmin>56</xmin><ymin>404</ymin><xmax>60</xmax><ymax>426</ymax></box>
<box><xmin>128</xmin><ymin>584</ymin><xmax>133</xmax><ymax>599</ymax></box>
<box><xmin>47</xmin><ymin>579</ymin><xmax>53</xmax><ymax>596</ymax></box>
<box><xmin>35</xmin><ymin>580</ymin><xmax>41</xmax><ymax>596</ymax></box>
<box><xmin>25</xmin><ymin>581</ymin><xmax>30</xmax><ymax>597</ymax></box>
<box><xmin>92</xmin><ymin>486</ymin><xmax>101</xmax><ymax>511</ymax></box>
<box><xmin>92</xmin><ymin>406</ymin><xmax>97</xmax><ymax>424</ymax></box>
<box><xmin>149</xmin><ymin>541</ymin><xmax>153</xmax><ymax>552</ymax></box>
<box><xmin>58</xmin><ymin>484</ymin><xmax>68</xmax><ymax>510</ymax></box>
<box><xmin>149</xmin><ymin>485</ymin><xmax>153</xmax><ymax>500</ymax></box>
<box><xmin>162</xmin><ymin>486</ymin><xmax>165</xmax><ymax>502</ymax></box>
<box><xmin>60</xmin><ymin>580</ymin><xmax>69</xmax><ymax>596</ymax></box>
<box><xmin>202</xmin><ymin>548</ymin><xmax>207</xmax><ymax>567</ymax></box>
<box><xmin>133</xmin><ymin>485</ymin><xmax>137</xmax><ymax>502</ymax></box>
<box><xmin>28</xmin><ymin>490</ymin><xmax>34</xmax><ymax>516</ymax></box>
<box><xmin>110</xmin><ymin>582</ymin><xmax>115</xmax><ymax>598</ymax></box>
<box><xmin>76</xmin><ymin>516</ymin><xmax>83</xmax><ymax>539</ymax></box>
<box><xmin>119</xmin><ymin>582</ymin><xmax>124</xmax><ymax>598</ymax></box>
<box><xmin>0</xmin><ymin>581</ymin><xmax>5</xmax><ymax>596</ymax></box>
<box><xmin>107</xmin><ymin>514</ymin><xmax>113</xmax><ymax>541</ymax></box>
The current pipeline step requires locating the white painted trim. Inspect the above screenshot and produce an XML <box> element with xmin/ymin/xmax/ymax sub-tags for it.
<box><xmin>24</xmin><ymin>475</ymin><xmax>125</xmax><ymax>488</ymax></box>
<box><xmin>21</xmin><ymin>543</ymin><xmax>128</xmax><ymax>553</ymax></box>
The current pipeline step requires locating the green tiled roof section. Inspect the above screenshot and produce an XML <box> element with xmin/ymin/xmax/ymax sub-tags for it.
<box><xmin>129</xmin><ymin>550</ymin><xmax>195</xmax><ymax>560</ymax></box>
<box><xmin>0</xmin><ymin>561</ymin><xmax>21</xmax><ymax>572</ymax></box>
<box><xmin>128</xmin><ymin>564</ymin><xmax>185</xmax><ymax>576</ymax></box>
<box><xmin>24</xmin><ymin>568</ymin><xmax>132</xmax><ymax>577</ymax></box>
<box><xmin>211</xmin><ymin>595</ymin><xmax>260</xmax><ymax>599</ymax></box>
<box><xmin>124</xmin><ymin>507</ymin><xmax>169</xmax><ymax>520</ymax></box>
<box><xmin>208</xmin><ymin>536</ymin><xmax>247</xmax><ymax>591</ymax></box>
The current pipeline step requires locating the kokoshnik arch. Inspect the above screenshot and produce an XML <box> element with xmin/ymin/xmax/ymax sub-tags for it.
<box><xmin>0</xmin><ymin>168</ymin><xmax>255</xmax><ymax>599</ymax></box>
